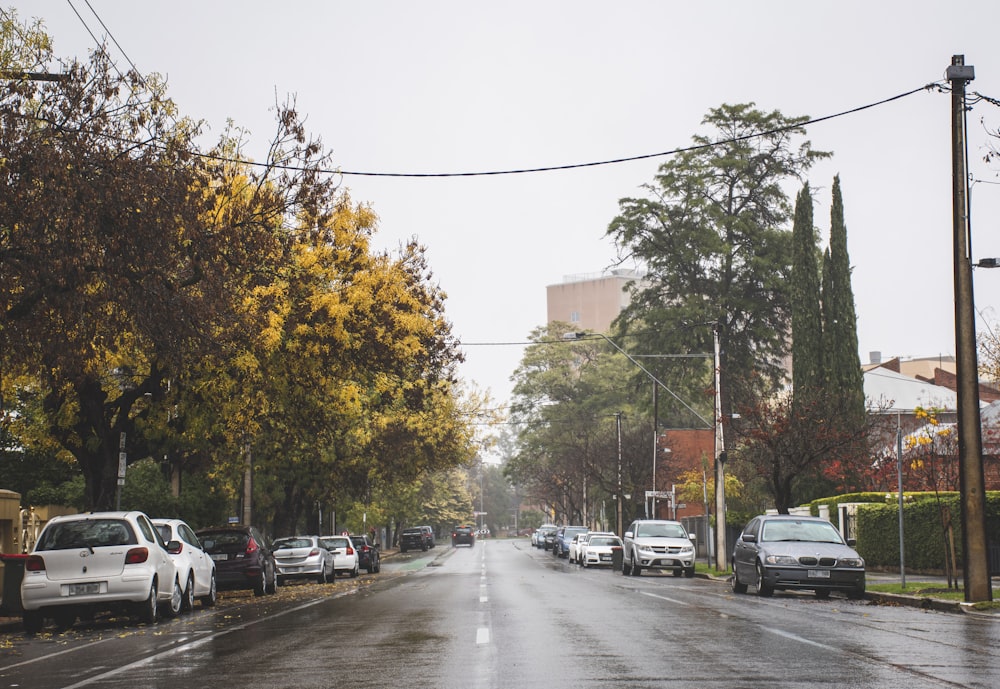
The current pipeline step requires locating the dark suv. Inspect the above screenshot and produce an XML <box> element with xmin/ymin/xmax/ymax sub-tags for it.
<box><xmin>451</xmin><ymin>525</ymin><xmax>476</xmax><ymax>547</ymax></box>
<box><xmin>349</xmin><ymin>534</ymin><xmax>381</xmax><ymax>573</ymax></box>
<box><xmin>196</xmin><ymin>525</ymin><xmax>277</xmax><ymax>596</ymax></box>
<box><xmin>400</xmin><ymin>526</ymin><xmax>435</xmax><ymax>552</ymax></box>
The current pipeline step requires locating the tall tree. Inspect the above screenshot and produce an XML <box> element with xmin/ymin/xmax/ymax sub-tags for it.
<box><xmin>790</xmin><ymin>183</ymin><xmax>824</xmax><ymax>395</ymax></box>
<box><xmin>607</xmin><ymin>103</ymin><xmax>831</xmax><ymax>423</ymax></box>
<box><xmin>822</xmin><ymin>176</ymin><xmax>865</xmax><ymax>424</ymax></box>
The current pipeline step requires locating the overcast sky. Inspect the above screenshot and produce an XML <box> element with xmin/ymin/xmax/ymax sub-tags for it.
<box><xmin>10</xmin><ymin>1</ymin><xmax>1000</xmax><ymax>412</ymax></box>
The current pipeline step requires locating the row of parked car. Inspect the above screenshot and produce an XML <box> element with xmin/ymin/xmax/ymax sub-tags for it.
<box><xmin>531</xmin><ymin>514</ymin><xmax>867</xmax><ymax>599</ymax></box>
<box><xmin>18</xmin><ymin>510</ymin><xmax>383</xmax><ymax>634</ymax></box>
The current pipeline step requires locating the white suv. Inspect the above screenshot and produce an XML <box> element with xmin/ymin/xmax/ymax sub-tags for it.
<box><xmin>622</xmin><ymin>519</ymin><xmax>696</xmax><ymax>577</ymax></box>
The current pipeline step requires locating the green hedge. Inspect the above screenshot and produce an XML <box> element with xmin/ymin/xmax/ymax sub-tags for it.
<box><xmin>826</xmin><ymin>492</ymin><xmax>1000</xmax><ymax>571</ymax></box>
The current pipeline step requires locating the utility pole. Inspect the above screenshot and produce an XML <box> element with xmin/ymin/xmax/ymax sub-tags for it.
<box><xmin>947</xmin><ymin>54</ymin><xmax>992</xmax><ymax>603</ymax></box>
<box><xmin>713</xmin><ymin>323</ymin><xmax>727</xmax><ymax>572</ymax></box>
<box><xmin>616</xmin><ymin>411</ymin><xmax>624</xmax><ymax>538</ymax></box>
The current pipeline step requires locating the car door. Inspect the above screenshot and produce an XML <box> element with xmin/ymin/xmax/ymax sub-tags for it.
<box><xmin>179</xmin><ymin>522</ymin><xmax>214</xmax><ymax>597</ymax></box>
<box><xmin>733</xmin><ymin>517</ymin><xmax>761</xmax><ymax>580</ymax></box>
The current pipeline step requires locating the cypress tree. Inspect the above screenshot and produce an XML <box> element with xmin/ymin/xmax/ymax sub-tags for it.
<box><xmin>790</xmin><ymin>183</ymin><xmax>824</xmax><ymax>396</ymax></box>
<box><xmin>822</xmin><ymin>176</ymin><xmax>865</xmax><ymax>423</ymax></box>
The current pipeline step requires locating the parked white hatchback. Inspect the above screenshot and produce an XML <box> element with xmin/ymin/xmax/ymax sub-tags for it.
<box><xmin>152</xmin><ymin>518</ymin><xmax>217</xmax><ymax>610</ymax></box>
<box><xmin>319</xmin><ymin>535</ymin><xmax>360</xmax><ymax>578</ymax></box>
<box><xmin>21</xmin><ymin>511</ymin><xmax>182</xmax><ymax>633</ymax></box>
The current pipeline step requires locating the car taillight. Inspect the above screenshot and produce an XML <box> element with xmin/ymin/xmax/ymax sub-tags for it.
<box><xmin>25</xmin><ymin>555</ymin><xmax>45</xmax><ymax>572</ymax></box>
<box><xmin>346</xmin><ymin>546</ymin><xmax>354</xmax><ymax>555</ymax></box>
<box><xmin>125</xmin><ymin>547</ymin><xmax>150</xmax><ymax>564</ymax></box>
<box><xmin>245</xmin><ymin>537</ymin><xmax>259</xmax><ymax>555</ymax></box>
<box><xmin>308</xmin><ymin>548</ymin><xmax>321</xmax><ymax>557</ymax></box>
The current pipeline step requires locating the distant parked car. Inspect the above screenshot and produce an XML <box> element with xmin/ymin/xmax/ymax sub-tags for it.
<box><xmin>319</xmin><ymin>535</ymin><xmax>360</xmax><ymax>577</ymax></box>
<box><xmin>273</xmin><ymin>535</ymin><xmax>336</xmax><ymax>584</ymax></box>
<box><xmin>553</xmin><ymin>526</ymin><xmax>589</xmax><ymax>559</ymax></box>
<box><xmin>535</xmin><ymin>525</ymin><xmax>558</xmax><ymax>549</ymax></box>
<box><xmin>451</xmin><ymin>525</ymin><xmax>476</xmax><ymax>547</ymax></box>
<box><xmin>731</xmin><ymin>514</ymin><xmax>866</xmax><ymax>599</ymax></box>
<box><xmin>196</xmin><ymin>525</ymin><xmax>277</xmax><ymax>596</ymax></box>
<box><xmin>622</xmin><ymin>519</ymin><xmax>696</xmax><ymax>577</ymax></box>
<box><xmin>21</xmin><ymin>511</ymin><xmax>183</xmax><ymax>633</ymax></box>
<box><xmin>532</xmin><ymin>524</ymin><xmax>557</xmax><ymax>548</ymax></box>
<box><xmin>580</xmin><ymin>534</ymin><xmax>623</xmax><ymax>568</ymax></box>
<box><xmin>153</xmin><ymin>518</ymin><xmax>217</xmax><ymax>610</ymax></box>
<box><xmin>349</xmin><ymin>534</ymin><xmax>381</xmax><ymax>573</ymax></box>
<box><xmin>400</xmin><ymin>527</ymin><xmax>434</xmax><ymax>552</ymax></box>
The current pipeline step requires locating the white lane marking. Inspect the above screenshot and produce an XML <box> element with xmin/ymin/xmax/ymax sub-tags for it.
<box><xmin>639</xmin><ymin>590</ymin><xmax>693</xmax><ymax>607</ymax></box>
<box><xmin>762</xmin><ymin>625</ymin><xmax>837</xmax><ymax>651</ymax></box>
<box><xmin>476</xmin><ymin>627</ymin><xmax>490</xmax><ymax>645</ymax></box>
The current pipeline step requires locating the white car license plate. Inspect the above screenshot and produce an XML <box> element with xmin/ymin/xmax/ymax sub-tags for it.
<box><xmin>211</xmin><ymin>553</ymin><xmax>229</xmax><ymax>561</ymax></box>
<box><xmin>807</xmin><ymin>569</ymin><xmax>831</xmax><ymax>579</ymax></box>
<box><xmin>600</xmin><ymin>554</ymin><xmax>611</xmax><ymax>561</ymax></box>
<box><xmin>68</xmin><ymin>582</ymin><xmax>101</xmax><ymax>596</ymax></box>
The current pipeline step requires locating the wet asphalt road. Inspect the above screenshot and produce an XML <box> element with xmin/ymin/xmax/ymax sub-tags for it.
<box><xmin>1</xmin><ymin>540</ymin><xmax>999</xmax><ymax>688</ymax></box>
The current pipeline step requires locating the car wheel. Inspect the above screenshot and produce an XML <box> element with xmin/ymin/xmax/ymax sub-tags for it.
<box><xmin>672</xmin><ymin>568</ymin><xmax>682</xmax><ymax>577</ymax></box>
<box><xmin>317</xmin><ymin>567</ymin><xmax>328</xmax><ymax>585</ymax></box>
<box><xmin>731</xmin><ymin>566</ymin><xmax>748</xmax><ymax>594</ymax></box>
<box><xmin>350</xmin><ymin>562</ymin><xmax>359</xmax><ymax>578</ymax></box>
<box><xmin>53</xmin><ymin>609</ymin><xmax>76</xmax><ymax>631</ymax></box>
<box><xmin>622</xmin><ymin>557</ymin><xmax>631</xmax><ymax>575</ymax></box>
<box><xmin>755</xmin><ymin>562</ymin><xmax>773</xmax><ymax>597</ymax></box>
<box><xmin>582</xmin><ymin>558</ymin><xmax>588</xmax><ymax>569</ymax></box>
<box><xmin>814</xmin><ymin>588</ymin><xmax>831</xmax><ymax>599</ymax></box>
<box><xmin>374</xmin><ymin>557</ymin><xmax>381</xmax><ymax>573</ymax></box>
<box><xmin>164</xmin><ymin>577</ymin><xmax>183</xmax><ymax>617</ymax></box>
<box><xmin>200</xmin><ymin>572</ymin><xmax>218</xmax><ymax>607</ymax></box>
<box><xmin>137</xmin><ymin>579</ymin><xmax>160</xmax><ymax>624</ymax></box>
<box><xmin>267</xmin><ymin>568</ymin><xmax>278</xmax><ymax>595</ymax></box>
<box><xmin>181</xmin><ymin>572</ymin><xmax>196</xmax><ymax>612</ymax></box>
<box><xmin>847</xmin><ymin>584</ymin><xmax>866</xmax><ymax>600</ymax></box>
<box><xmin>631</xmin><ymin>553</ymin><xmax>642</xmax><ymax>576</ymax></box>
<box><xmin>684</xmin><ymin>567</ymin><xmax>695</xmax><ymax>578</ymax></box>
<box><xmin>23</xmin><ymin>610</ymin><xmax>44</xmax><ymax>634</ymax></box>
<box><xmin>253</xmin><ymin>568</ymin><xmax>267</xmax><ymax>597</ymax></box>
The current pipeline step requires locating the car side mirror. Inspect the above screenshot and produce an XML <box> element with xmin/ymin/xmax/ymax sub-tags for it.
<box><xmin>742</xmin><ymin>534</ymin><xmax>757</xmax><ymax>543</ymax></box>
<box><xmin>846</xmin><ymin>538</ymin><xmax>857</xmax><ymax>547</ymax></box>
<box><xmin>688</xmin><ymin>533</ymin><xmax>697</xmax><ymax>541</ymax></box>
<box><xmin>624</xmin><ymin>532</ymin><xmax>633</xmax><ymax>539</ymax></box>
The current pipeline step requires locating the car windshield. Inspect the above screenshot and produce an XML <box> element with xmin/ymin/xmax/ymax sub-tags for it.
<box><xmin>199</xmin><ymin>531</ymin><xmax>249</xmax><ymax>553</ymax></box>
<box><xmin>274</xmin><ymin>537</ymin><xmax>313</xmax><ymax>549</ymax></box>
<box><xmin>634</xmin><ymin>523</ymin><xmax>687</xmax><ymax>538</ymax></box>
<box><xmin>761</xmin><ymin>520</ymin><xmax>844</xmax><ymax>544</ymax></box>
<box><xmin>37</xmin><ymin>519</ymin><xmax>137</xmax><ymax>550</ymax></box>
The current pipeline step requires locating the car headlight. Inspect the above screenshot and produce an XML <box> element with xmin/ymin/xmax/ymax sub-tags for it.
<box><xmin>764</xmin><ymin>554</ymin><xmax>798</xmax><ymax>566</ymax></box>
<box><xmin>838</xmin><ymin>557</ymin><xmax>865</xmax><ymax>568</ymax></box>
<box><xmin>679</xmin><ymin>546</ymin><xmax>694</xmax><ymax>555</ymax></box>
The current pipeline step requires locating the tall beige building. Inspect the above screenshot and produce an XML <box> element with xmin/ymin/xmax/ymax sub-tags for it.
<box><xmin>546</xmin><ymin>269</ymin><xmax>644</xmax><ymax>332</ymax></box>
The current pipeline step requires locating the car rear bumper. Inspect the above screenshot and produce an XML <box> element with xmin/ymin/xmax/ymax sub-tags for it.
<box><xmin>21</xmin><ymin>573</ymin><xmax>154</xmax><ymax>611</ymax></box>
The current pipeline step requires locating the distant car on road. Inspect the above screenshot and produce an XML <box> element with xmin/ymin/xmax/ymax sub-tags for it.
<box><xmin>731</xmin><ymin>514</ymin><xmax>866</xmax><ymax>599</ymax></box>
<box><xmin>21</xmin><ymin>511</ymin><xmax>183</xmax><ymax>633</ymax></box>
<box><xmin>451</xmin><ymin>525</ymin><xmax>476</xmax><ymax>547</ymax></box>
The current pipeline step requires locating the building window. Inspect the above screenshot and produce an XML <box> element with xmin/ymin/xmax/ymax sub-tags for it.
<box><xmin>570</xmin><ymin>311</ymin><xmax>580</xmax><ymax>322</ymax></box>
